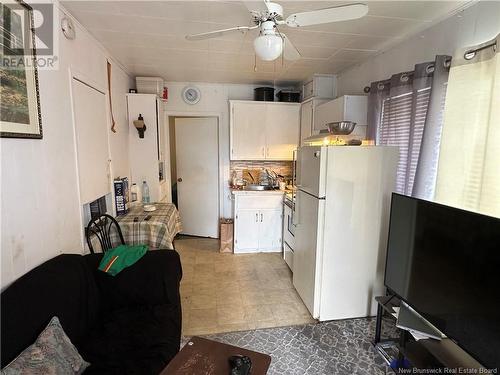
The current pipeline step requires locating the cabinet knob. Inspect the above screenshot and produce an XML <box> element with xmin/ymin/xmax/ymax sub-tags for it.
<box><xmin>177</xmin><ymin>178</ymin><xmax>183</xmax><ymax>182</ymax></box>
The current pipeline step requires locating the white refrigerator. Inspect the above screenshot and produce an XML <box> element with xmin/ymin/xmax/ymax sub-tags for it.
<box><xmin>293</xmin><ymin>145</ymin><xmax>398</xmax><ymax>321</ymax></box>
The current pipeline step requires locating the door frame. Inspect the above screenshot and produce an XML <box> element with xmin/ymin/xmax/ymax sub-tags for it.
<box><xmin>166</xmin><ymin>111</ymin><xmax>223</xmax><ymax>229</ymax></box>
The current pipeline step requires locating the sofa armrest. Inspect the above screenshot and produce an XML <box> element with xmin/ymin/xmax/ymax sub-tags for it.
<box><xmin>85</xmin><ymin>250</ymin><xmax>182</xmax><ymax>312</ymax></box>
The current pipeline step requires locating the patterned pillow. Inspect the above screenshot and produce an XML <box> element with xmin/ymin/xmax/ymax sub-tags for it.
<box><xmin>1</xmin><ymin>316</ymin><xmax>89</xmax><ymax>375</ymax></box>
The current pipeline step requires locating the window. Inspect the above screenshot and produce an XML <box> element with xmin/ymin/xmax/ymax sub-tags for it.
<box><xmin>378</xmin><ymin>87</ymin><xmax>431</xmax><ymax>195</ymax></box>
<box><xmin>89</xmin><ymin>196</ymin><xmax>107</xmax><ymax>220</ymax></box>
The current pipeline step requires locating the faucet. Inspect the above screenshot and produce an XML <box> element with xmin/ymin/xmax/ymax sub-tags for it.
<box><xmin>265</xmin><ymin>169</ymin><xmax>278</xmax><ymax>187</ymax></box>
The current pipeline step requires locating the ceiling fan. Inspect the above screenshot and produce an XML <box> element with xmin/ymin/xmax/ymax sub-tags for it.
<box><xmin>186</xmin><ymin>1</ymin><xmax>369</xmax><ymax>62</ymax></box>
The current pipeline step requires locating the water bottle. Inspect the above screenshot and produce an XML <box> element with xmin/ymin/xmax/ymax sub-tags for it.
<box><xmin>142</xmin><ymin>181</ymin><xmax>150</xmax><ymax>204</ymax></box>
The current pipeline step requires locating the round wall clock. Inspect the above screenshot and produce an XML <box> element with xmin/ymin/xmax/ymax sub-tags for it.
<box><xmin>182</xmin><ymin>86</ymin><xmax>201</xmax><ymax>105</ymax></box>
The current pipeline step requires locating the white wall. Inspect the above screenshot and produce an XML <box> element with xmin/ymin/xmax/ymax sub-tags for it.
<box><xmin>163</xmin><ymin>82</ymin><xmax>266</xmax><ymax>219</ymax></box>
<box><xmin>337</xmin><ymin>1</ymin><xmax>500</xmax><ymax>96</ymax></box>
<box><xmin>0</xmin><ymin>3</ymin><xmax>132</xmax><ymax>289</ymax></box>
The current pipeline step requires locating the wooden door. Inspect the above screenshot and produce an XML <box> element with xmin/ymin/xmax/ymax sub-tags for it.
<box><xmin>175</xmin><ymin>117</ymin><xmax>219</xmax><ymax>238</ymax></box>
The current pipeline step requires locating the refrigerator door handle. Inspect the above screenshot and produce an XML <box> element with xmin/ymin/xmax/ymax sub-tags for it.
<box><xmin>295</xmin><ymin>148</ymin><xmax>302</xmax><ymax>189</ymax></box>
<box><xmin>292</xmin><ymin>148</ymin><xmax>297</xmax><ymax>189</ymax></box>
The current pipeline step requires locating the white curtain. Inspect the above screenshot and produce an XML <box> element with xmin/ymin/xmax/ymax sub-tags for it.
<box><xmin>435</xmin><ymin>34</ymin><xmax>500</xmax><ymax>217</ymax></box>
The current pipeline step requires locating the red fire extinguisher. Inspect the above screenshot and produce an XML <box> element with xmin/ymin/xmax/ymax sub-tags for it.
<box><xmin>162</xmin><ymin>86</ymin><xmax>168</xmax><ymax>101</ymax></box>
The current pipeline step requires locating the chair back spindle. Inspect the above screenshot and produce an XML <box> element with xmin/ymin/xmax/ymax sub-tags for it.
<box><xmin>85</xmin><ymin>214</ymin><xmax>125</xmax><ymax>253</ymax></box>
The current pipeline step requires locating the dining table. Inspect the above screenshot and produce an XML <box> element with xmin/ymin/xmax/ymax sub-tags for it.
<box><xmin>114</xmin><ymin>203</ymin><xmax>183</xmax><ymax>250</ymax></box>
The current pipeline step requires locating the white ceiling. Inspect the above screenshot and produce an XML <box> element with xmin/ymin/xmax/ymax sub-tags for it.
<box><xmin>62</xmin><ymin>1</ymin><xmax>467</xmax><ymax>85</ymax></box>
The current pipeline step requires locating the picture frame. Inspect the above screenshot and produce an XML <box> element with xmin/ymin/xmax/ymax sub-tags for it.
<box><xmin>0</xmin><ymin>0</ymin><xmax>42</xmax><ymax>139</ymax></box>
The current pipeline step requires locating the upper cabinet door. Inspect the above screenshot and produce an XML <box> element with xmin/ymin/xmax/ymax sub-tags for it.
<box><xmin>265</xmin><ymin>103</ymin><xmax>300</xmax><ymax>160</ymax></box>
<box><xmin>300</xmin><ymin>100</ymin><xmax>314</xmax><ymax>147</ymax></box>
<box><xmin>230</xmin><ymin>101</ymin><xmax>267</xmax><ymax>160</ymax></box>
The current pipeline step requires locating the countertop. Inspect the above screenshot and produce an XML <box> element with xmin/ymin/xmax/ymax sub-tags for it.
<box><xmin>231</xmin><ymin>188</ymin><xmax>286</xmax><ymax>196</ymax></box>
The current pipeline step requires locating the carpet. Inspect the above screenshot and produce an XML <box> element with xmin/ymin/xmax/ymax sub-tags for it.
<box><xmin>184</xmin><ymin>318</ymin><xmax>390</xmax><ymax>375</ymax></box>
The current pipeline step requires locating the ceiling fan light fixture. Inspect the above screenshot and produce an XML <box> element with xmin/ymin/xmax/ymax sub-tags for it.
<box><xmin>253</xmin><ymin>34</ymin><xmax>283</xmax><ymax>61</ymax></box>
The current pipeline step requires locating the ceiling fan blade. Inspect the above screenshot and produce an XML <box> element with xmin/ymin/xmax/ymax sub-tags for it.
<box><xmin>282</xmin><ymin>34</ymin><xmax>301</xmax><ymax>61</ymax></box>
<box><xmin>243</xmin><ymin>1</ymin><xmax>270</xmax><ymax>15</ymax></box>
<box><xmin>285</xmin><ymin>3</ymin><xmax>369</xmax><ymax>28</ymax></box>
<box><xmin>186</xmin><ymin>25</ymin><xmax>257</xmax><ymax>41</ymax></box>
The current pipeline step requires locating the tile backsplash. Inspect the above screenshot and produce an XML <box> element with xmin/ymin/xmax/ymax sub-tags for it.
<box><xmin>230</xmin><ymin>161</ymin><xmax>293</xmax><ymax>183</ymax></box>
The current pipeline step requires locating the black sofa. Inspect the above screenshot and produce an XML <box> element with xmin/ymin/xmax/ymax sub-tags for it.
<box><xmin>1</xmin><ymin>250</ymin><xmax>182</xmax><ymax>374</ymax></box>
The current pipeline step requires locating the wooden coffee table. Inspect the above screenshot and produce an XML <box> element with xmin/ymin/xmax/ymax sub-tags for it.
<box><xmin>161</xmin><ymin>336</ymin><xmax>271</xmax><ymax>375</ymax></box>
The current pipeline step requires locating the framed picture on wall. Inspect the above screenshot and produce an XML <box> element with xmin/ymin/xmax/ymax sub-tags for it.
<box><xmin>0</xmin><ymin>0</ymin><xmax>42</xmax><ymax>139</ymax></box>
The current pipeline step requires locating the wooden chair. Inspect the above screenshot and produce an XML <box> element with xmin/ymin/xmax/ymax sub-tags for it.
<box><xmin>86</xmin><ymin>214</ymin><xmax>125</xmax><ymax>253</ymax></box>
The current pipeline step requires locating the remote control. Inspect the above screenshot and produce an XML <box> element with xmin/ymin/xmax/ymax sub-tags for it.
<box><xmin>228</xmin><ymin>355</ymin><xmax>252</xmax><ymax>375</ymax></box>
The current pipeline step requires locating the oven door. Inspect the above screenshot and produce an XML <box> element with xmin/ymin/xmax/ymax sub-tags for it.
<box><xmin>283</xmin><ymin>202</ymin><xmax>296</xmax><ymax>250</ymax></box>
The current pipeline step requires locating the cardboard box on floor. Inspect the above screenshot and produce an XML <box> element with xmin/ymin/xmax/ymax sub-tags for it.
<box><xmin>220</xmin><ymin>219</ymin><xmax>233</xmax><ymax>253</ymax></box>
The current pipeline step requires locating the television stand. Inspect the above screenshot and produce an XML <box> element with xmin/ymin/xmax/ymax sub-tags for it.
<box><xmin>373</xmin><ymin>295</ymin><xmax>485</xmax><ymax>372</ymax></box>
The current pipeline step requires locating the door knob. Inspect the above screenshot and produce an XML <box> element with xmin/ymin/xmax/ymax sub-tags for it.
<box><xmin>177</xmin><ymin>178</ymin><xmax>182</xmax><ymax>182</ymax></box>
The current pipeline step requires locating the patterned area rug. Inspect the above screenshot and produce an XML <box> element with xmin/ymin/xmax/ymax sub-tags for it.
<box><xmin>183</xmin><ymin>318</ymin><xmax>390</xmax><ymax>375</ymax></box>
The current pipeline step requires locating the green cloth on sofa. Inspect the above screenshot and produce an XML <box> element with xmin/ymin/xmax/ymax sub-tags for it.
<box><xmin>98</xmin><ymin>244</ymin><xmax>148</xmax><ymax>276</ymax></box>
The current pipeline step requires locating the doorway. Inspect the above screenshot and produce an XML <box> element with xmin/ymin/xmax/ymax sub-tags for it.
<box><xmin>171</xmin><ymin>117</ymin><xmax>219</xmax><ymax>238</ymax></box>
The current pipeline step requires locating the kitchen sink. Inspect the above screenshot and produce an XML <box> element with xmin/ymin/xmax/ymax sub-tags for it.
<box><xmin>243</xmin><ymin>184</ymin><xmax>276</xmax><ymax>191</ymax></box>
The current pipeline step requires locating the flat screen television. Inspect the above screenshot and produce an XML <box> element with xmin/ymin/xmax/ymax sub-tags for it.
<box><xmin>384</xmin><ymin>193</ymin><xmax>500</xmax><ymax>369</ymax></box>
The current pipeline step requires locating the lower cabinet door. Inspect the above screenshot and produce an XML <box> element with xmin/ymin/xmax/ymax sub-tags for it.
<box><xmin>234</xmin><ymin>209</ymin><xmax>260</xmax><ymax>253</ymax></box>
<box><xmin>258</xmin><ymin>209</ymin><xmax>283</xmax><ymax>251</ymax></box>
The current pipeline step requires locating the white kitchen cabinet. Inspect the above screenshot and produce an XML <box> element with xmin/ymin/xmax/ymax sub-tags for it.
<box><xmin>231</xmin><ymin>101</ymin><xmax>267</xmax><ymax>160</ymax></box>
<box><xmin>299</xmin><ymin>98</ymin><xmax>329</xmax><ymax>147</ymax></box>
<box><xmin>258</xmin><ymin>209</ymin><xmax>283</xmax><ymax>250</ymax></box>
<box><xmin>313</xmin><ymin>95</ymin><xmax>368</xmax><ymax>131</ymax></box>
<box><xmin>230</xmin><ymin>101</ymin><xmax>300</xmax><ymax>161</ymax></box>
<box><xmin>234</xmin><ymin>209</ymin><xmax>260</xmax><ymax>251</ymax></box>
<box><xmin>233</xmin><ymin>192</ymin><xmax>283</xmax><ymax>253</ymax></box>
<box><xmin>302</xmin><ymin>74</ymin><xmax>336</xmax><ymax>101</ymax></box>
<box><xmin>265</xmin><ymin>103</ymin><xmax>300</xmax><ymax>160</ymax></box>
<box><xmin>127</xmin><ymin>94</ymin><xmax>172</xmax><ymax>203</ymax></box>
